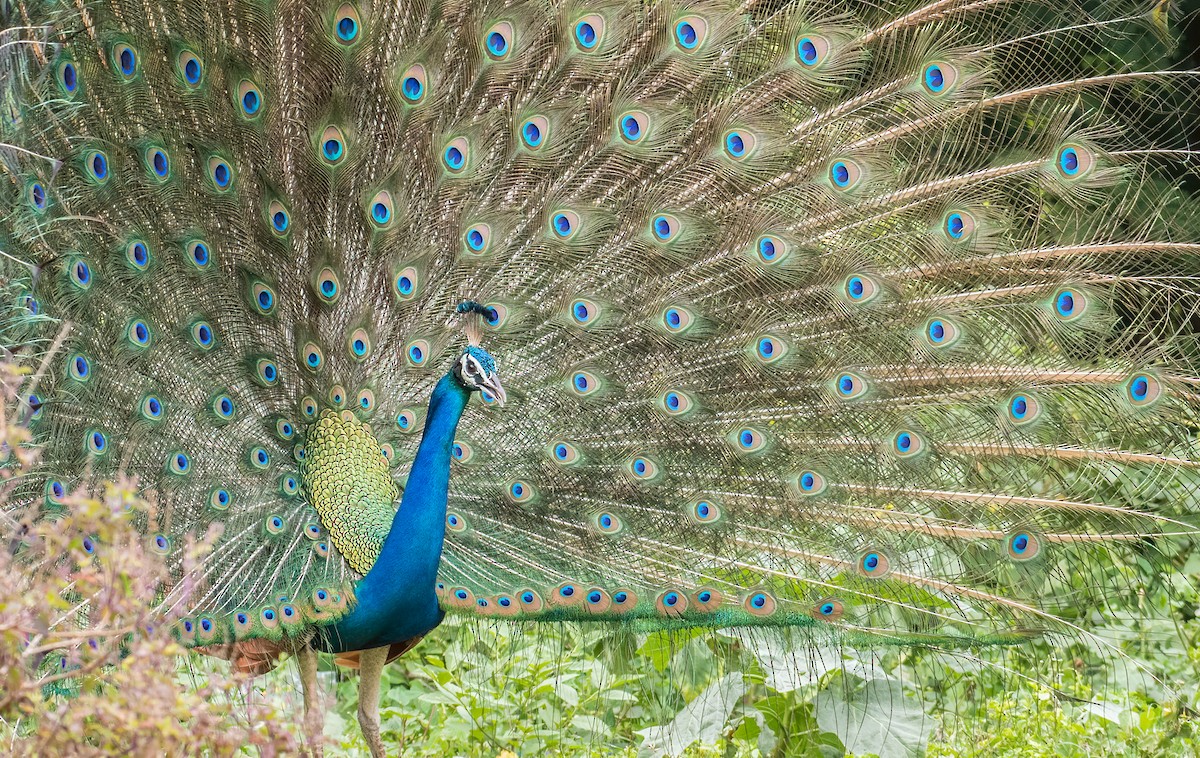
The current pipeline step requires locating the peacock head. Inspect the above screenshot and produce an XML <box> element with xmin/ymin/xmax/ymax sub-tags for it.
<box><xmin>453</xmin><ymin>345</ymin><xmax>506</xmax><ymax>406</ymax></box>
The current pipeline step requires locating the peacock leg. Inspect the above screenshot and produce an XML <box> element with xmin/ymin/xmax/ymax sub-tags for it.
<box><xmin>356</xmin><ymin>646</ymin><xmax>390</xmax><ymax>758</ymax></box>
<box><xmin>298</xmin><ymin>644</ymin><xmax>324</xmax><ymax>756</ymax></box>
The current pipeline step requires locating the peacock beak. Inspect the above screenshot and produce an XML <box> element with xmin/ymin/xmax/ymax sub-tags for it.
<box><xmin>480</xmin><ymin>373</ymin><xmax>507</xmax><ymax>406</ymax></box>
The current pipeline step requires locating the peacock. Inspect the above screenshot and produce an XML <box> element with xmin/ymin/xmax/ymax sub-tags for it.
<box><xmin>3</xmin><ymin>0</ymin><xmax>1200</xmax><ymax>752</ymax></box>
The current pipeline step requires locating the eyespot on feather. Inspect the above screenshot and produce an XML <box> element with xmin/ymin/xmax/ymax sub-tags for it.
<box><xmin>832</xmin><ymin>372</ymin><xmax>867</xmax><ymax>400</ymax></box>
<box><xmin>519</xmin><ymin>116</ymin><xmax>549</xmax><ymax>151</ymax></box>
<box><xmin>177</xmin><ymin>51</ymin><xmax>203</xmax><ymax>87</ymax></box>
<box><xmin>400</xmin><ymin>65</ymin><xmax>427</xmax><ymax>103</ymax></box>
<box><xmin>550</xmin><ymin>210</ymin><xmax>581</xmax><ymax>239</ymax></box>
<box><xmin>484</xmin><ymin>22</ymin><xmax>514</xmax><ymax>60</ymax></box>
<box><xmin>794</xmin><ymin>470</ymin><xmax>828</xmax><ymax>496</ymax></box>
<box><xmin>442</xmin><ymin>137</ymin><xmax>469</xmax><ymax>173</ymax></box>
<box><xmin>742</xmin><ymin>591</ymin><xmax>776</xmax><ymax>616</ymax></box>
<box><xmin>368</xmin><ymin>190</ymin><xmax>394</xmax><ymax>227</ymax></box>
<box><xmin>812</xmin><ymin>597</ymin><xmax>844</xmax><ymax>621</ymax></box>
<box><xmin>943</xmin><ymin>210</ymin><xmax>976</xmax><ymax>240</ymax></box>
<box><xmin>333</xmin><ymin>4</ymin><xmax>362</xmax><ymax>44</ymax></box>
<box><xmin>795</xmin><ymin>35</ymin><xmax>830</xmax><ymax>67</ymax></box>
<box><xmin>517</xmin><ymin>588</ymin><xmax>544</xmax><ymax>613</ymax></box>
<box><xmin>319</xmin><ymin>126</ymin><xmax>347</xmax><ymax>165</ymax></box>
<box><xmin>573</xmin><ymin>15</ymin><xmax>605</xmax><ymax>51</ymax></box>
<box><xmin>1005</xmin><ymin>530</ymin><xmax>1041</xmax><ymax>561</ymax></box>
<box><xmin>892</xmin><ymin>430</ymin><xmax>924</xmax><ymax>458</ymax></box>
<box><xmin>617</xmin><ymin>111</ymin><xmax>648</xmax><ymax>144</ymax></box>
<box><xmin>924</xmin><ymin>318</ymin><xmax>961</xmax><ymax>347</ymax></box>
<box><xmin>673</xmin><ymin>16</ymin><xmax>708</xmax><ymax>51</ymax></box>
<box><xmin>463</xmin><ymin>224</ymin><xmax>492</xmax><ymax>254</ymax></box>
<box><xmin>921</xmin><ymin>61</ymin><xmax>958</xmax><ymax>96</ymax></box>
<box><xmin>1006</xmin><ymin>393</ymin><xmax>1041</xmax><ymax>425</ymax></box>
<box><xmin>655</xmin><ymin>589</ymin><xmax>688</xmax><ymax>616</ymax></box>
<box><xmin>691</xmin><ymin>589</ymin><xmax>722</xmax><ymax>613</ymax></box>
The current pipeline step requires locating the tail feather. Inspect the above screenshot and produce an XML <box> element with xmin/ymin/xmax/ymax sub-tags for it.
<box><xmin>2</xmin><ymin>0</ymin><xmax>1199</xmax><ymax>657</ymax></box>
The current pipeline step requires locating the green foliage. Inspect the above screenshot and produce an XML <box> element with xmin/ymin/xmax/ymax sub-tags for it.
<box><xmin>233</xmin><ymin>586</ymin><xmax>1200</xmax><ymax>757</ymax></box>
<box><xmin>0</xmin><ymin>358</ymin><xmax>298</xmax><ymax>755</ymax></box>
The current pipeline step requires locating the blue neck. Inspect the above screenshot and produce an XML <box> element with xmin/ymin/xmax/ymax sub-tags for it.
<box><xmin>321</xmin><ymin>373</ymin><xmax>471</xmax><ymax>653</ymax></box>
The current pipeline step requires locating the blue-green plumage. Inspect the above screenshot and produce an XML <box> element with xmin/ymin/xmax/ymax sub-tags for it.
<box><xmin>318</xmin><ymin>373</ymin><xmax>469</xmax><ymax>654</ymax></box>
<box><xmin>3</xmin><ymin>0</ymin><xmax>1200</xmax><ymax>754</ymax></box>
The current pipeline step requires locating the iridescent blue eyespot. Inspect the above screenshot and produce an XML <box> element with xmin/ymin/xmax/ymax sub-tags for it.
<box><xmin>150</xmin><ymin>149</ymin><xmax>169</xmax><ymax>178</ymax></box>
<box><xmin>336</xmin><ymin>15</ymin><xmax>358</xmax><ymax>42</ymax></box>
<box><xmin>86</xmin><ymin>151</ymin><xmax>108</xmax><ymax>182</ymax></box>
<box><xmin>250</xmin><ymin>447</ymin><xmax>269</xmax><ymax>468</ymax></box>
<box><xmin>796</xmin><ymin>36</ymin><xmax>827</xmax><ymax>67</ymax></box>
<box><xmin>170</xmin><ymin>452</ymin><xmax>190</xmax><ymax>474</ymax></box>
<box><xmin>189</xmin><ymin>241</ymin><xmax>210</xmax><ymax>267</ymax></box>
<box><xmin>1011</xmin><ymin>396</ymin><xmax>1027</xmax><ymax>417</ymax></box>
<box><xmin>29</xmin><ymin>182</ymin><xmax>47</xmax><ymax>211</ymax></box>
<box><xmin>60</xmin><ymin>61</ymin><xmax>78</xmax><ymax>92</ymax></box>
<box><xmin>323</xmin><ymin>138</ymin><xmax>343</xmax><ymax>161</ymax></box>
<box><xmin>1055</xmin><ymin>144</ymin><xmax>1094</xmax><ymax>178</ymax></box>
<box><xmin>485</xmin><ymin>23</ymin><xmax>512</xmax><ymax>59</ymax></box>
<box><xmin>403</xmin><ymin>76</ymin><xmax>421</xmax><ymax>99</ymax></box>
<box><xmin>272</xmin><ymin>209</ymin><xmax>289</xmax><ymax>233</ymax></box>
<box><xmin>88</xmin><ymin>430</ymin><xmax>107</xmax><ymax>454</ymax></box>
<box><xmin>814</xmin><ymin>599</ymin><xmax>843</xmax><ymax>620</ymax></box>
<box><xmin>522</xmin><ymin>591</ymin><xmax>535</xmax><ymax>603</ymax></box>
<box><xmin>69</xmin><ymin>354</ymin><xmax>90</xmax><ymax>381</ymax></box>
<box><xmin>1059</xmin><ymin>147</ymin><xmax>1078</xmax><ymax>175</ymax></box>
<box><xmin>215</xmin><ymin>395</ymin><xmax>235</xmax><ymax>419</ymax></box>
<box><xmin>1006</xmin><ymin>394</ymin><xmax>1040</xmax><ymax>425</ymax></box>
<box><xmin>553</xmin><ymin>213</ymin><xmax>572</xmax><ymax>236</ymax></box>
<box><xmin>755</xmin><ymin>335</ymin><xmax>787</xmax><ymax>363</ymax></box>
<box><xmin>142</xmin><ymin>395</ymin><xmax>163</xmax><ymax>419</ymax></box>
<box><xmin>71</xmin><ymin>260</ymin><xmax>92</xmax><ymax>289</ymax></box>
<box><xmin>574</xmin><ymin>16</ymin><xmax>603</xmax><ymax>50</ymax></box>
<box><xmin>129</xmin><ymin>320</ymin><xmax>151</xmax><ymax>347</ymax></box>
<box><xmin>831</xmin><ymin>372</ymin><xmax>869</xmax><ymax>401</ymax></box>
<box><xmin>832</xmin><ymin>161</ymin><xmax>850</xmax><ymax>186</ymax></box>
<box><xmin>622</xmin><ymin>115</ymin><xmax>641</xmax><ymax>140</ymax></box>
<box><xmin>179</xmin><ymin>52</ymin><xmax>202</xmax><ymax>86</ymax></box>
<box><xmin>674</xmin><ymin>18</ymin><xmax>706</xmax><ymax>50</ymax></box>
<box><xmin>1127</xmin><ymin>374</ymin><xmax>1161</xmax><ymax>406</ymax></box>
<box><xmin>1053</xmin><ymin>289</ymin><xmax>1085</xmax><ymax>320</ymax></box>
<box><xmin>691</xmin><ymin>500</ymin><xmax>721</xmax><ymax>523</ymax></box>
<box><xmin>373</xmin><ymin>202</ymin><xmax>393</xmax><ymax>226</ymax></box>
<box><xmin>1006</xmin><ymin>531</ymin><xmax>1041</xmax><ymax>561</ymax></box>
<box><xmin>521</xmin><ymin>119</ymin><xmax>542</xmax><ymax>147</ymax></box>
<box><xmin>235</xmin><ymin>81</ymin><xmax>262</xmax><ymax>119</ymax></box>
<box><xmin>114</xmin><ymin>44</ymin><xmax>137</xmax><ymax>77</ymax></box>
<box><xmin>570</xmin><ymin>299</ymin><xmax>597</xmax><ymax>325</ymax></box>
<box><xmin>925</xmin><ymin>65</ymin><xmax>944</xmax><ymax>91</ymax></box>
<box><xmin>207</xmin><ymin>158</ymin><xmax>231</xmax><ymax>189</ymax></box>
<box><xmin>408</xmin><ymin>344</ymin><xmax>424</xmax><ymax>363</ymax></box>
<box><xmin>595</xmin><ymin>512</ymin><xmax>621</xmax><ymax>534</ymax></box>
<box><xmin>445</xmin><ymin>145</ymin><xmax>464</xmax><ymax>169</ymax></box>
<box><xmin>726</xmin><ymin>132</ymin><xmax>745</xmax><ymax>156</ymax></box>
<box><xmin>797</xmin><ymin>470</ymin><xmax>826</xmax><ymax>494</ymax></box>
